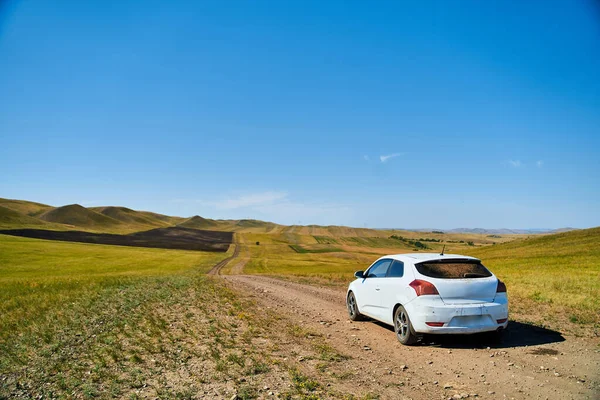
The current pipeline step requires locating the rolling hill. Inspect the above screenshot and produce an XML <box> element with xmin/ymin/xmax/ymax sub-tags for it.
<box><xmin>468</xmin><ymin>226</ymin><xmax>600</xmax><ymax>260</ymax></box>
<box><xmin>0</xmin><ymin>205</ymin><xmax>50</xmax><ymax>228</ymax></box>
<box><xmin>232</xmin><ymin>219</ymin><xmax>278</xmax><ymax>232</ymax></box>
<box><xmin>177</xmin><ymin>215</ymin><xmax>219</xmax><ymax>230</ymax></box>
<box><xmin>38</xmin><ymin>204</ymin><xmax>123</xmax><ymax>230</ymax></box>
<box><xmin>0</xmin><ymin>197</ymin><xmax>592</xmax><ymax>248</ymax></box>
<box><xmin>90</xmin><ymin>206</ymin><xmax>169</xmax><ymax>228</ymax></box>
<box><xmin>0</xmin><ymin>198</ymin><xmax>54</xmax><ymax>216</ymax></box>
<box><xmin>136</xmin><ymin>211</ymin><xmax>187</xmax><ymax>226</ymax></box>
<box><xmin>466</xmin><ymin>227</ymin><xmax>600</xmax><ymax>330</ymax></box>
<box><xmin>408</xmin><ymin>227</ymin><xmax>578</xmax><ymax>235</ymax></box>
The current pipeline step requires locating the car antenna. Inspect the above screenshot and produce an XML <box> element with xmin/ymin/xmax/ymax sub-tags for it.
<box><xmin>440</xmin><ymin>245</ymin><xmax>445</xmax><ymax>256</ymax></box>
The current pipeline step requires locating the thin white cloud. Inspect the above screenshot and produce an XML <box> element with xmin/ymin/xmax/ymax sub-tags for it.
<box><xmin>174</xmin><ymin>191</ymin><xmax>352</xmax><ymax>225</ymax></box>
<box><xmin>253</xmin><ymin>201</ymin><xmax>353</xmax><ymax>225</ymax></box>
<box><xmin>216</xmin><ymin>191</ymin><xmax>288</xmax><ymax>210</ymax></box>
<box><xmin>536</xmin><ymin>160</ymin><xmax>544</xmax><ymax>168</ymax></box>
<box><xmin>363</xmin><ymin>155</ymin><xmax>370</xmax><ymax>161</ymax></box>
<box><xmin>175</xmin><ymin>191</ymin><xmax>289</xmax><ymax>210</ymax></box>
<box><xmin>380</xmin><ymin>153</ymin><xmax>404</xmax><ymax>163</ymax></box>
<box><xmin>508</xmin><ymin>160</ymin><xmax>522</xmax><ymax>168</ymax></box>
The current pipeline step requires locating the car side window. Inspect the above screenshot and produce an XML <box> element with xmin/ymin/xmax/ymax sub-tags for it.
<box><xmin>387</xmin><ymin>260</ymin><xmax>404</xmax><ymax>277</ymax></box>
<box><xmin>366</xmin><ymin>259</ymin><xmax>392</xmax><ymax>278</ymax></box>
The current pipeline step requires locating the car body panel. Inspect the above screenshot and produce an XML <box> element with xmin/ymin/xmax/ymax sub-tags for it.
<box><xmin>376</xmin><ymin>267</ymin><xmax>416</xmax><ymax>325</ymax></box>
<box><xmin>352</xmin><ymin>258</ymin><xmax>392</xmax><ymax>320</ymax></box>
<box><xmin>404</xmin><ymin>294</ymin><xmax>508</xmax><ymax>333</ymax></box>
<box><xmin>420</xmin><ymin>276</ymin><xmax>498</xmax><ymax>304</ymax></box>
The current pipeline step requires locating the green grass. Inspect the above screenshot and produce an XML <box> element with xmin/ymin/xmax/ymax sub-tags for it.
<box><xmin>242</xmin><ymin>233</ymin><xmax>373</xmax><ymax>282</ymax></box>
<box><xmin>242</xmin><ymin>232</ymin><xmax>493</xmax><ymax>284</ymax></box>
<box><xmin>0</xmin><ymin>234</ymin><xmax>278</xmax><ymax>398</ymax></box>
<box><xmin>241</xmin><ymin>228</ymin><xmax>600</xmax><ymax>335</ymax></box>
<box><xmin>0</xmin><ymin>205</ymin><xmax>51</xmax><ymax>228</ymax></box>
<box><xmin>6</xmin><ymin>213</ymin><xmax>595</xmax><ymax>397</ymax></box>
<box><xmin>0</xmin><ymin>234</ymin><xmax>229</xmax><ymax>364</ymax></box>
<box><xmin>0</xmin><ymin>198</ymin><xmax>53</xmax><ymax>216</ymax></box>
<box><xmin>0</xmin><ymin>231</ymin><xmax>377</xmax><ymax>399</ymax></box>
<box><xmin>289</xmin><ymin>244</ymin><xmax>344</xmax><ymax>254</ymax></box>
<box><xmin>38</xmin><ymin>204</ymin><xmax>125</xmax><ymax>229</ymax></box>
<box><xmin>466</xmin><ymin>227</ymin><xmax>600</xmax><ymax>334</ymax></box>
<box><xmin>313</xmin><ymin>236</ymin><xmax>339</xmax><ymax>244</ymax></box>
<box><xmin>90</xmin><ymin>206</ymin><xmax>170</xmax><ymax>228</ymax></box>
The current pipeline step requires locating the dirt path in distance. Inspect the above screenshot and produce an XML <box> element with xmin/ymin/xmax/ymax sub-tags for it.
<box><xmin>207</xmin><ymin>235</ymin><xmax>241</xmax><ymax>276</ymax></box>
<box><xmin>229</xmin><ymin>236</ymin><xmax>251</xmax><ymax>275</ymax></box>
<box><xmin>224</xmin><ymin>275</ymin><xmax>600</xmax><ymax>400</ymax></box>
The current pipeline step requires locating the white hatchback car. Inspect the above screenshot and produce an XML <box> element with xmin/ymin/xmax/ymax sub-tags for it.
<box><xmin>346</xmin><ymin>253</ymin><xmax>508</xmax><ymax>345</ymax></box>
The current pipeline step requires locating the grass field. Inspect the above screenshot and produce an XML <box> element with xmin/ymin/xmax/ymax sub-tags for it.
<box><xmin>467</xmin><ymin>227</ymin><xmax>600</xmax><ymax>335</ymax></box>
<box><xmin>0</xmin><ymin>234</ymin><xmax>230</xmax><ymax>343</ymax></box>
<box><xmin>240</xmin><ymin>228</ymin><xmax>600</xmax><ymax>336</ymax></box>
<box><xmin>0</xmin><ymin>234</ymin><xmax>230</xmax><ymax>396</ymax></box>
<box><xmin>1</xmin><ymin>198</ymin><xmax>599</xmax><ymax>398</ymax></box>
<box><xmin>241</xmin><ymin>230</ymin><xmax>522</xmax><ymax>282</ymax></box>
<box><xmin>1</xmin><ymin>198</ymin><xmax>598</xmax><ymax>395</ymax></box>
<box><xmin>0</xmin><ymin>234</ymin><xmax>381</xmax><ymax>399</ymax></box>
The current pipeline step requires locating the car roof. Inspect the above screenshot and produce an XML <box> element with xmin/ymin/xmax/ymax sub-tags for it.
<box><xmin>382</xmin><ymin>253</ymin><xmax>480</xmax><ymax>263</ymax></box>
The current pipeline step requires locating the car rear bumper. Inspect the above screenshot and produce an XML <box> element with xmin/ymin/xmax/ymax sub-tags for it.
<box><xmin>405</xmin><ymin>296</ymin><xmax>509</xmax><ymax>334</ymax></box>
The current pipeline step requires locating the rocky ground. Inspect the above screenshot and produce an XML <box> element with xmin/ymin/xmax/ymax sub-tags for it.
<box><xmin>224</xmin><ymin>275</ymin><xmax>600</xmax><ymax>400</ymax></box>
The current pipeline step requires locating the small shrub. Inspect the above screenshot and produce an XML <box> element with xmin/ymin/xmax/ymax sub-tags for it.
<box><xmin>237</xmin><ymin>385</ymin><xmax>258</xmax><ymax>400</ymax></box>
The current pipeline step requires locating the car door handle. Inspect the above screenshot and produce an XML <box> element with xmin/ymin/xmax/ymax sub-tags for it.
<box><xmin>375</xmin><ymin>287</ymin><xmax>380</xmax><ymax>291</ymax></box>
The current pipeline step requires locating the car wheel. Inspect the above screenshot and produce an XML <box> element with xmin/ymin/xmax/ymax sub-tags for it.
<box><xmin>347</xmin><ymin>292</ymin><xmax>363</xmax><ymax>321</ymax></box>
<box><xmin>394</xmin><ymin>305</ymin><xmax>419</xmax><ymax>345</ymax></box>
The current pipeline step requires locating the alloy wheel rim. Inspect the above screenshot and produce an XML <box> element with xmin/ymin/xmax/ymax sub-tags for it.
<box><xmin>396</xmin><ymin>311</ymin><xmax>409</xmax><ymax>339</ymax></box>
<box><xmin>348</xmin><ymin>295</ymin><xmax>356</xmax><ymax>316</ymax></box>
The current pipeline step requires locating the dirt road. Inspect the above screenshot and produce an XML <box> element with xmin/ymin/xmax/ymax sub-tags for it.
<box><xmin>207</xmin><ymin>234</ymin><xmax>241</xmax><ymax>275</ymax></box>
<box><xmin>224</xmin><ymin>275</ymin><xmax>600</xmax><ymax>400</ymax></box>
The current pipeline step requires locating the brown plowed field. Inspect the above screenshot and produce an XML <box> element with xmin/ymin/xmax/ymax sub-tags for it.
<box><xmin>0</xmin><ymin>227</ymin><xmax>233</xmax><ymax>252</ymax></box>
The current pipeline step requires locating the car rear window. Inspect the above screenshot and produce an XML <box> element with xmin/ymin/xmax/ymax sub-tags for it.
<box><xmin>415</xmin><ymin>259</ymin><xmax>492</xmax><ymax>279</ymax></box>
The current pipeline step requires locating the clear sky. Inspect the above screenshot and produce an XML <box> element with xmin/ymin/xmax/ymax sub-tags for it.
<box><xmin>1</xmin><ymin>1</ymin><xmax>599</xmax><ymax>229</ymax></box>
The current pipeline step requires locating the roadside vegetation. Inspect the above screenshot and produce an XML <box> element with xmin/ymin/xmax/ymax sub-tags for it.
<box><xmin>1</xmin><ymin>198</ymin><xmax>598</xmax><ymax>398</ymax></box>
<box><xmin>241</xmin><ymin>230</ymin><xmax>520</xmax><ymax>284</ymax></box>
<box><xmin>467</xmin><ymin>227</ymin><xmax>600</xmax><ymax>336</ymax></box>
<box><xmin>0</xmin><ymin>234</ymin><xmax>383</xmax><ymax>399</ymax></box>
<box><xmin>241</xmin><ymin>228</ymin><xmax>600</xmax><ymax>336</ymax></box>
<box><xmin>0</xmin><ymin>234</ymin><xmax>227</xmax><ymax>397</ymax></box>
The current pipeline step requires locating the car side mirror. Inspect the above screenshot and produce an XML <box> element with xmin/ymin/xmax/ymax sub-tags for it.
<box><xmin>354</xmin><ymin>270</ymin><xmax>365</xmax><ymax>279</ymax></box>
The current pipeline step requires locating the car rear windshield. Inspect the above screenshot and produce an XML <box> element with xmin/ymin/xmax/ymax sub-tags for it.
<box><xmin>415</xmin><ymin>259</ymin><xmax>492</xmax><ymax>279</ymax></box>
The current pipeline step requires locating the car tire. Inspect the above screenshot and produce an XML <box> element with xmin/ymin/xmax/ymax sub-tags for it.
<box><xmin>394</xmin><ymin>305</ymin><xmax>419</xmax><ymax>345</ymax></box>
<box><xmin>346</xmin><ymin>292</ymin><xmax>363</xmax><ymax>321</ymax></box>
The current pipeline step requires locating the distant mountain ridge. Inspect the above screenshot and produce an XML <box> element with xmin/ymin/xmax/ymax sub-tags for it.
<box><xmin>0</xmin><ymin>197</ymin><xmax>582</xmax><ymax>235</ymax></box>
<box><xmin>0</xmin><ymin>198</ymin><xmax>285</xmax><ymax>234</ymax></box>
<box><xmin>401</xmin><ymin>227</ymin><xmax>578</xmax><ymax>235</ymax></box>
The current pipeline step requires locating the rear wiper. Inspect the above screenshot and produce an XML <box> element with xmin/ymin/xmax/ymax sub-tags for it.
<box><xmin>463</xmin><ymin>273</ymin><xmax>488</xmax><ymax>278</ymax></box>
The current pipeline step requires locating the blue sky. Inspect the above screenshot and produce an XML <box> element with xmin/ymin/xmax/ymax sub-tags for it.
<box><xmin>1</xmin><ymin>1</ymin><xmax>599</xmax><ymax>229</ymax></box>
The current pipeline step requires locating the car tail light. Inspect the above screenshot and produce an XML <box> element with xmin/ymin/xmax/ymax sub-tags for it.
<box><xmin>409</xmin><ymin>279</ymin><xmax>439</xmax><ymax>296</ymax></box>
<box><xmin>496</xmin><ymin>280</ymin><xmax>507</xmax><ymax>293</ymax></box>
<box><xmin>497</xmin><ymin>318</ymin><xmax>507</xmax><ymax>324</ymax></box>
<box><xmin>426</xmin><ymin>322</ymin><xmax>444</xmax><ymax>327</ymax></box>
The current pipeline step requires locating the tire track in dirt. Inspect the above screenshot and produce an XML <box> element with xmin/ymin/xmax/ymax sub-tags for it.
<box><xmin>229</xmin><ymin>236</ymin><xmax>250</xmax><ymax>274</ymax></box>
<box><xmin>207</xmin><ymin>234</ymin><xmax>241</xmax><ymax>276</ymax></box>
<box><xmin>224</xmin><ymin>275</ymin><xmax>600</xmax><ymax>400</ymax></box>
